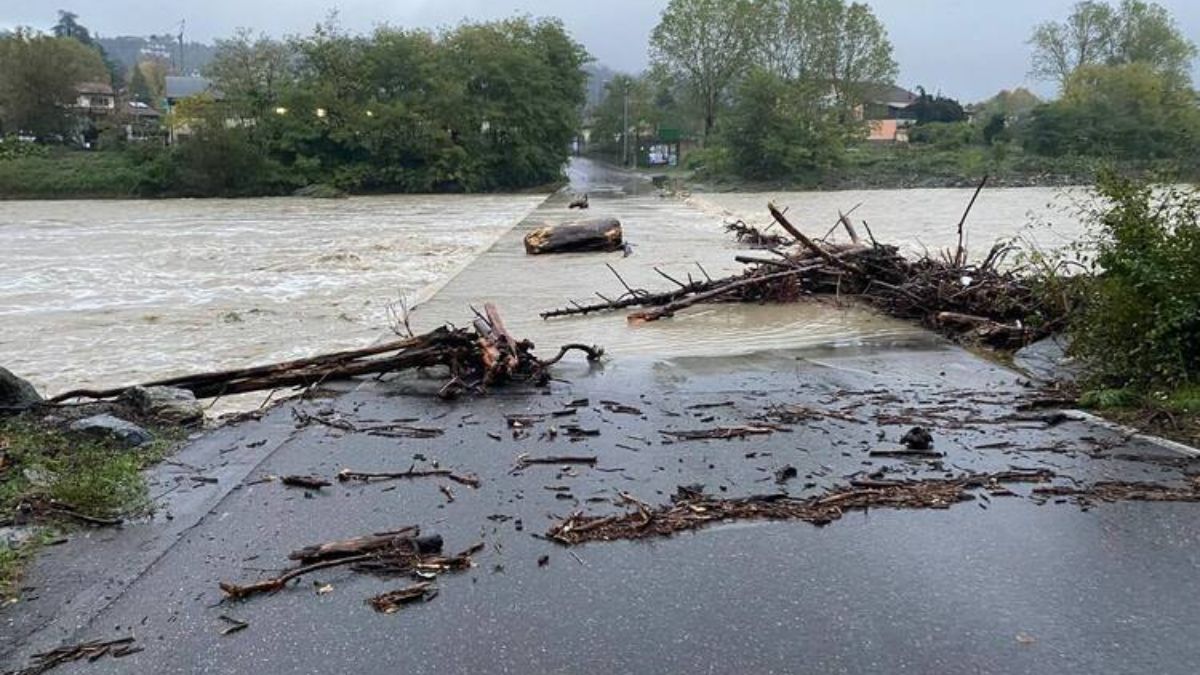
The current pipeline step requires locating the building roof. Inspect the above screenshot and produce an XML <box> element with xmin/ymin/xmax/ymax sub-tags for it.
<box><xmin>126</xmin><ymin>101</ymin><xmax>162</xmax><ymax>118</ymax></box>
<box><xmin>165</xmin><ymin>76</ymin><xmax>219</xmax><ymax>100</ymax></box>
<box><xmin>860</xmin><ymin>83</ymin><xmax>919</xmax><ymax>107</ymax></box>
<box><xmin>76</xmin><ymin>81</ymin><xmax>114</xmax><ymax>95</ymax></box>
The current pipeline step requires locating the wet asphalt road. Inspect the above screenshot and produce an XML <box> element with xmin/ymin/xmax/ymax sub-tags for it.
<box><xmin>5</xmin><ymin>159</ymin><xmax>1200</xmax><ymax>674</ymax></box>
<box><xmin>6</xmin><ymin>346</ymin><xmax>1200</xmax><ymax>674</ymax></box>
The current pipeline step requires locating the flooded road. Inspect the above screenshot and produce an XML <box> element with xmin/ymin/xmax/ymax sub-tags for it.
<box><xmin>696</xmin><ymin>185</ymin><xmax>1092</xmax><ymax>259</ymax></box>
<box><xmin>0</xmin><ymin>195</ymin><xmax>544</xmax><ymax>397</ymax></box>
<box><xmin>1</xmin><ymin>159</ymin><xmax>1089</xmax><ymax>399</ymax></box>
<box><xmin>414</xmin><ymin>159</ymin><xmax>1090</xmax><ymax>360</ymax></box>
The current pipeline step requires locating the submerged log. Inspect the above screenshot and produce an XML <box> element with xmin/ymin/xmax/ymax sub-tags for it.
<box><xmin>524</xmin><ymin>218</ymin><xmax>623</xmax><ymax>255</ymax></box>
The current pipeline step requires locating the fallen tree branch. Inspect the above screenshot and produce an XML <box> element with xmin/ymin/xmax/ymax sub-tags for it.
<box><xmin>337</xmin><ymin>468</ymin><xmax>481</xmax><ymax>488</ymax></box>
<box><xmin>548</xmin><ymin>470</ymin><xmax>1056</xmax><ymax>545</ymax></box>
<box><xmin>50</xmin><ymin>305</ymin><xmax>601</xmax><ymax>403</ymax></box>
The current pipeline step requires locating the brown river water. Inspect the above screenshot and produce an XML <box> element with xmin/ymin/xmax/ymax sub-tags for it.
<box><xmin>1</xmin><ymin>162</ymin><xmax>1091</xmax><ymax>404</ymax></box>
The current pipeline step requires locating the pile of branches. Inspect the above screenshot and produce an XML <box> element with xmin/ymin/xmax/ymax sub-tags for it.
<box><xmin>50</xmin><ymin>304</ymin><xmax>602</xmax><ymax>402</ymax></box>
<box><xmin>724</xmin><ymin>219</ymin><xmax>791</xmax><ymax>248</ymax></box>
<box><xmin>542</xmin><ymin>180</ymin><xmax>1066</xmax><ymax>349</ymax></box>
<box><xmin>547</xmin><ymin>470</ymin><xmax>1056</xmax><ymax>545</ymax></box>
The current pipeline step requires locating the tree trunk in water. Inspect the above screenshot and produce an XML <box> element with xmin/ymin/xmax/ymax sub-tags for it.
<box><xmin>524</xmin><ymin>218</ymin><xmax>623</xmax><ymax>255</ymax></box>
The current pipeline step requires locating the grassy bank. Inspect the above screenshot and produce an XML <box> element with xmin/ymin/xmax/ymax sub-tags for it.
<box><xmin>0</xmin><ymin>152</ymin><xmax>161</xmax><ymax>199</ymax></box>
<box><xmin>0</xmin><ymin>149</ymin><xmax>565</xmax><ymax>200</ymax></box>
<box><xmin>0</xmin><ymin>415</ymin><xmax>182</xmax><ymax>599</ymax></box>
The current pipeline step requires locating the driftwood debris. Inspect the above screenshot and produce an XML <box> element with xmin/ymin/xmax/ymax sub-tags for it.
<box><xmin>368</xmin><ymin>582</ymin><xmax>439</xmax><ymax>613</ymax></box>
<box><xmin>48</xmin><ymin>305</ymin><xmax>602</xmax><ymax>403</ymax></box>
<box><xmin>515</xmin><ymin>454</ymin><xmax>598</xmax><ymax>469</ymax></box>
<box><xmin>337</xmin><ymin>468</ymin><xmax>482</xmax><ymax>488</ymax></box>
<box><xmin>543</xmin><ymin>182</ymin><xmax>1062</xmax><ymax>349</ymax></box>
<box><xmin>661</xmin><ymin>425</ymin><xmax>779</xmax><ymax>441</ymax></box>
<box><xmin>288</xmin><ymin>527</ymin><xmax>427</xmax><ymax>564</ymax></box>
<box><xmin>524</xmin><ymin>218</ymin><xmax>623</xmax><ymax>255</ymax></box>
<box><xmin>547</xmin><ymin>470</ymin><xmax>1055</xmax><ymax>545</ymax></box>
<box><xmin>281</xmin><ymin>475</ymin><xmax>332</xmax><ymax>490</ymax></box>
<box><xmin>725</xmin><ymin>220</ymin><xmax>791</xmax><ymax>248</ymax></box>
<box><xmin>220</xmin><ymin>527</ymin><xmax>481</xmax><ymax>601</ymax></box>
<box><xmin>17</xmin><ymin>637</ymin><xmax>141</xmax><ymax>673</ymax></box>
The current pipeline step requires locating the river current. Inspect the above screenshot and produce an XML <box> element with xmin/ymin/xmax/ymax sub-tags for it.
<box><xmin>1</xmin><ymin>166</ymin><xmax>1091</xmax><ymax>402</ymax></box>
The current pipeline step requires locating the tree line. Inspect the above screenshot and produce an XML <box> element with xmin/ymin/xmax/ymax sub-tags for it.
<box><xmin>0</xmin><ymin>14</ymin><xmax>590</xmax><ymax>196</ymax></box>
<box><xmin>592</xmin><ymin>0</ymin><xmax>1199</xmax><ymax>182</ymax></box>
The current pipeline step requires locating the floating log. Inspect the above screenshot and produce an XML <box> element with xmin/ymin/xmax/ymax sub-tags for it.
<box><xmin>524</xmin><ymin>218</ymin><xmax>623</xmax><ymax>255</ymax></box>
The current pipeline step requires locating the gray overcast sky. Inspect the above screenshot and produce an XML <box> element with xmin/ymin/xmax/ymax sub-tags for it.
<box><xmin>3</xmin><ymin>0</ymin><xmax>1199</xmax><ymax>101</ymax></box>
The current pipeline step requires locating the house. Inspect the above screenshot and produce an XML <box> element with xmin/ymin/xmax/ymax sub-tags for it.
<box><xmin>123</xmin><ymin>101</ymin><xmax>163</xmax><ymax>142</ymax></box>
<box><xmin>163</xmin><ymin>76</ymin><xmax>223</xmax><ymax>143</ymax></box>
<box><xmin>71</xmin><ymin>82</ymin><xmax>116</xmax><ymax>147</ymax></box>
<box><xmin>164</xmin><ymin>75</ymin><xmax>219</xmax><ymax>109</ymax></box>
<box><xmin>855</xmin><ymin>83</ymin><xmax>919</xmax><ymax>143</ymax></box>
<box><xmin>74</xmin><ymin>82</ymin><xmax>116</xmax><ymax>113</ymax></box>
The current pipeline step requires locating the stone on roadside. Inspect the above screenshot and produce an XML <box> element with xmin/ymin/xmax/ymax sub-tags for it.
<box><xmin>1013</xmin><ymin>335</ymin><xmax>1080</xmax><ymax>385</ymax></box>
<box><xmin>121</xmin><ymin>386</ymin><xmax>204</xmax><ymax>426</ymax></box>
<box><xmin>69</xmin><ymin>414</ymin><xmax>153</xmax><ymax>448</ymax></box>
<box><xmin>0</xmin><ymin>525</ymin><xmax>38</xmax><ymax>548</ymax></box>
<box><xmin>0</xmin><ymin>367</ymin><xmax>42</xmax><ymax>413</ymax></box>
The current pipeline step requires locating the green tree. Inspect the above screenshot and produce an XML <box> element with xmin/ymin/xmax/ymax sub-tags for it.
<box><xmin>909</xmin><ymin>88</ymin><xmax>967</xmax><ymax>125</ymax></box>
<box><xmin>975</xmin><ymin>88</ymin><xmax>1041</xmax><ymax>120</ymax></box>
<box><xmin>819</xmin><ymin>1</ymin><xmax>897</xmax><ymax>109</ymax></box>
<box><xmin>206</xmin><ymin>29</ymin><xmax>295</xmax><ymax>115</ymax></box>
<box><xmin>1024</xmin><ymin>62</ymin><xmax>1200</xmax><ymax>159</ymax></box>
<box><xmin>52</xmin><ymin>10</ymin><xmax>93</xmax><ymax>46</ymax></box>
<box><xmin>724</xmin><ymin>69</ymin><xmax>849</xmax><ymax>180</ymax></box>
<box><xmin>128</xmin><ymin>62</ymin><xmax>152</xmax><ymax>103</ymax></box>
<box><xmin>1029</xmin><ymin>1</ymin><xmax>1197</xmax><ymax>89</ymax></box>
<box><xmin>650</xmin><ymin>0</ymin><xmax>759</xmax><ymax>142</ymax></box>
<box><xmin>982</xmin><ymin>113</ymin><xmax>1007</xmax><ymax>145</ymax></box>
<box><xmin>755</xmin><ymin>0</ymin><xmax>897</xmax><ymax>111</ymax></box>
<box><xmin>0</xmin><ymin>29</ymin><xmax>109</xmax><ymax>137</ymax></box>
<box><xmin>437</xmin><ymin>18</ymin><xmax>589</xmax><ymax>188</ymax></box>
<box><xmin>52</xmin><ymin>10</ymin><xmax>123</xmax><ymax>89</ymax></box>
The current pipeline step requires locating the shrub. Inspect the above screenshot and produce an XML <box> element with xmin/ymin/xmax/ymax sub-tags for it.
<box><xmin>908</xmin><ymin>121</ymin><xmax>975</xmax><ymax>149</ymax></box>
<box><xmin>1069</xmin><ymin>172</ymin><xmax>1200</xmax><ymax>389</ymax></box>
<box><xmin>0</xmin><ymin>137</ymin><xmax>49</xmax><ymax>160</ymax></box>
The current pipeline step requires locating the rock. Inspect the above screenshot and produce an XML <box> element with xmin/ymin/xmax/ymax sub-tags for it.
<box><xmin>0</xmin><ymin>367</ymin><xmax>42</xmax><ymax>412</ymax></box>
<box><xmin>69</xmin><ymin>414</ymin><xmax>153</xmax><ymax>447</ymax></box>
<box><xmin>901</xmin><ymin>427</ymin><xmax>934</xmax><ymax>451</ymax></box>
<box><xmin>1013</xmin><ymin>335</ymin><xmax>1081</xmax><ymax>385</ymax></box>
<box><xmin>0</xmin><ymin>525</ymin><xmax>37</xmax><ymax>548</ymax></box>
<box><xmin>121</xmin><ymin>386</ymin><xmax>204</xmax><ymax>426</ymax></box>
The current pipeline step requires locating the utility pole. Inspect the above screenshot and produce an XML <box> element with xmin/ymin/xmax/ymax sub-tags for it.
<box><xmin>178</xmin><ymin>20</ymin><xmax>186</xmax><ymax>75</ymax></box>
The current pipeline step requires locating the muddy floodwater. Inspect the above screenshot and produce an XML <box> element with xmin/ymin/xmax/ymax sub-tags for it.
<box><xmin>0</xmin><ymin>195</ymin><xmax>543</xmax><ymax>398</ymax></box>
<box><xmin>692</xmin><ymin>185</ymin><xmax>1093</xmax><ymax>256</ymax></box>
<box><xmin>1</xmin><ymin>171</ymin><xmax>1089</xmax><ymax>401</ymax></box>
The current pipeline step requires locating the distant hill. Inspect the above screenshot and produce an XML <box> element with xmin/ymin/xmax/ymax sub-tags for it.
<box><xmin>97</xmin><ymin>36</ymin><xmax>217</xmax><ymax>75</ymax></box>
